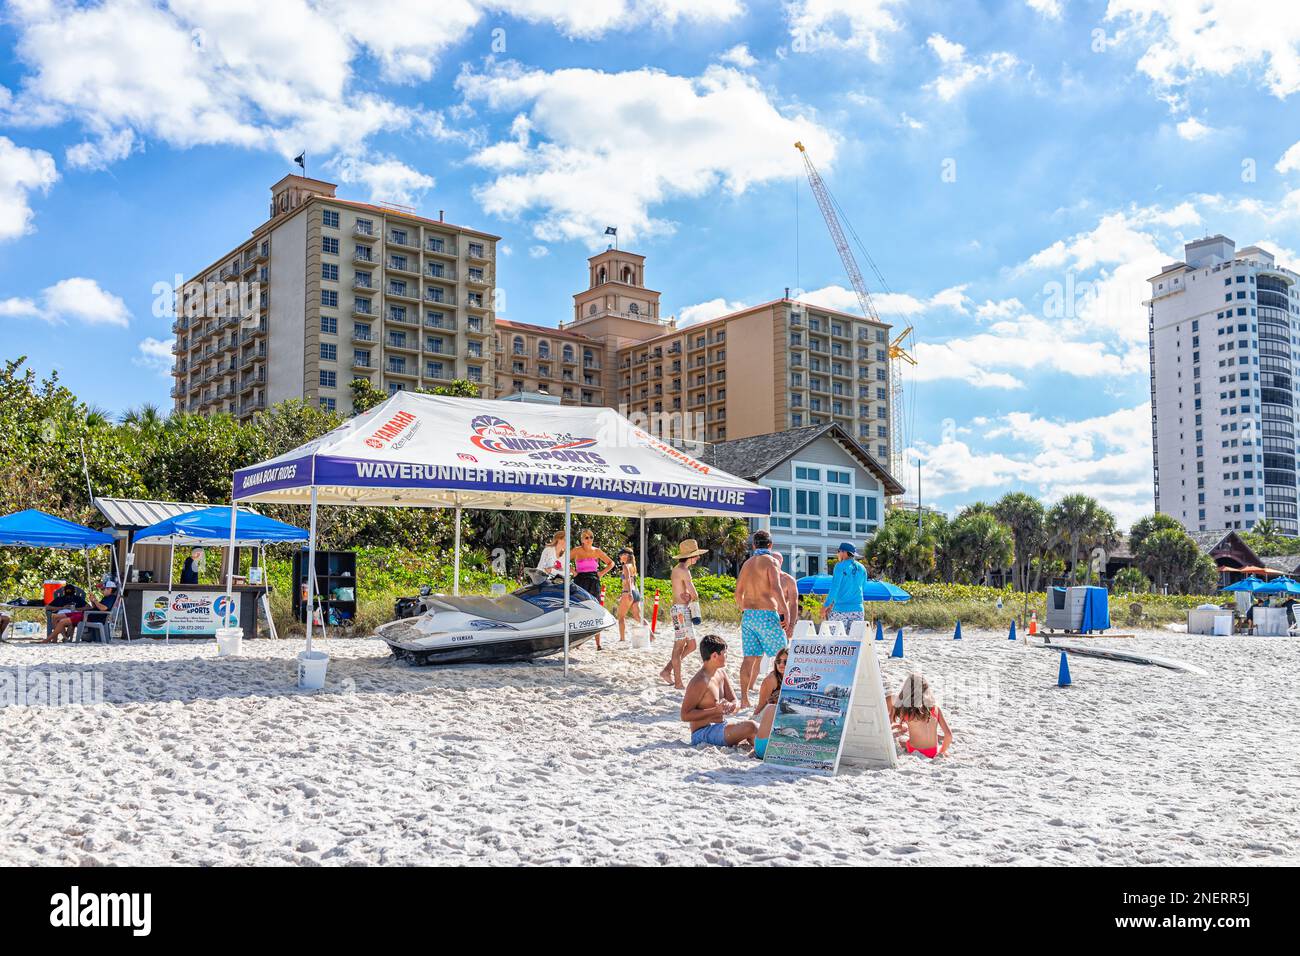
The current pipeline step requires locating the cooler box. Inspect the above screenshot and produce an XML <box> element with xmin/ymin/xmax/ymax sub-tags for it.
<box><xmin>42</xmin><ymin>580</ymin><xmax>65</xmax><ymax>605</ymax></box>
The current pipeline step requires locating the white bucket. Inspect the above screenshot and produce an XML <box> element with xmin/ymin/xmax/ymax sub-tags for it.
<box><xmin>631</xmin><ymin>624</ymin><xmax>650</xmax><ymax>649</ymax></box>
<box><xmin>215</xmin><ymin>627</ymin><xmax>243</xmax><ymax>657</ymax></box>
<box><xmin>297</xmin><ymin>650</ymin><xmax>330</xmax><ymax>689</ymax></box>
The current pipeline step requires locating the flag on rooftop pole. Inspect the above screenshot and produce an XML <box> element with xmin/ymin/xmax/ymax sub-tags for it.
<box><xmin>605</xmin><ymin>225</ymin><xmax>618</xmax><ymax>249</ymax></box>
<box><xmin>294</xmin><ymin>152</ymin><xmax>306</xmax><ymax>175</ymax></box>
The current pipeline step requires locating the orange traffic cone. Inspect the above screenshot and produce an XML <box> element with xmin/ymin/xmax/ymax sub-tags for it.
<box><xmin>1028</xmin><ymin>611</ymin><xmax>1038</xmax><ymax>636</ymax></box>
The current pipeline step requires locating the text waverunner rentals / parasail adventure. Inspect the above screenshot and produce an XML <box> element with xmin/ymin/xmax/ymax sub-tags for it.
<box><xmin>377</xmin><ymin>570</ymin><xmax>616</xmax><ymax>665</ymax></box>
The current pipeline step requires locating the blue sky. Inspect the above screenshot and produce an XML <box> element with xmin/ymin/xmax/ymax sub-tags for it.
<box><xmin>2</xmin><ymin>0</ymin><xmax>1300</xmax><ymax>525</ymax></box>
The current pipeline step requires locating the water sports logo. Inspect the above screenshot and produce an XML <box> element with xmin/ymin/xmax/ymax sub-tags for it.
<box><xmin>457</xmin><ymin>453</ymin><xmax>478</xmax><ymax>463</ymax></box>
<box><xmin>468</xmin><ymin>414</ymin><xmax>598</xmax><ymax>455</ymax></box>
<box><xmin>213</xmin><ymin>595</ymin><xmax>236</xmax><ymax>620</ymax></box>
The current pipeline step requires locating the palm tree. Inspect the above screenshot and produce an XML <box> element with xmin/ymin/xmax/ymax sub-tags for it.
<box><xmin>1047</xmin><ymin>494</ymin><xmax>1115</xmax><ymax>585</ymax></box>
<box><xmin>948</xmin><ymin>511</ymin><xmax>1015</xmax><ymax>585</ymax></box>
<box><xmin>994</xmin><ymin>492</ymin><xmax>1045</xmax><ymax>592</ymax></box>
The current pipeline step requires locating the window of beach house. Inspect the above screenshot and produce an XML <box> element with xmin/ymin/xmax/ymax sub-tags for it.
<box><xmin>827</xmin><ymin>493</ymin><xmax>851</xmax><ymax>533</ymax></box>
<box><xmin>795</xmin><ymin>489</ymin><xmax>821</xmax><ymax>529</ymax></box>
<box><xmin>769</xmin><ymin>486</ymin><xmax>792</xmax><ymax>528</ymax></box>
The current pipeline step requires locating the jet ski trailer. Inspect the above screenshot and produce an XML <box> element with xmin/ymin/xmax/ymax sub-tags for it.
<box><xmin>377</xmin><ymin>574</ymin><xmax>616</xmax><ymax>665</ymax></box>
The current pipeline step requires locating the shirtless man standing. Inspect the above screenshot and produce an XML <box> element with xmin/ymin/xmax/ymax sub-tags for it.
<box><xmin>680</xmin><ymin>634</ymin><xmax>757</xmax><ymax>748</ymax></box>
<box><xmin>659</xmin><ymin>538</ymin><xmax>707</xmax><ymax>688</ymax></box>
<box><xmin>775</xmin><ymin>553</ymin><xmax>800</xmax><ymax>642</ymax></box>
<box><xmin>734</xmin><ymin>529</ymin><xmax>790</xmax><ymax>709</ymax></box>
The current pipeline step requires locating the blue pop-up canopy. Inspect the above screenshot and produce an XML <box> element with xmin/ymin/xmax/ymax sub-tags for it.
<box><xmin>0</xmin><ymin>509</ymin><xmax>113</xmax><ymax>549</ymax></box>
<box><xmin>132</xmin><ymin>506</ymin><xmax>307</xmax><ymax>546</ymax></box>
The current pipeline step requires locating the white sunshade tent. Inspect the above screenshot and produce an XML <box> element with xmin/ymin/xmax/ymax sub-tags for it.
<box><xmin>229</xmin><ymin>392</ymin><xmax>771</xmax><ymax>674</ymax></box>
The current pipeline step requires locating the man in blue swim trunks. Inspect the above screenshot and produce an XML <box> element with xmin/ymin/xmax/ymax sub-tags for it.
<box><xmin>681</xmin><ymin>634</ymin><xmax>757</xmax><ymax>748</ymax></box>
<box><xmin>735</xmin><ymin>529</ymin><xmax>790</xmax><ymax>709</ymax></box>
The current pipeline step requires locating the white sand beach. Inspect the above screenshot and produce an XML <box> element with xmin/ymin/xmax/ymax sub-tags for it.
<box><xmin>1</xmin><ymin>626</ymin><xmax>1297</xmax><ymax>866</ymax></box>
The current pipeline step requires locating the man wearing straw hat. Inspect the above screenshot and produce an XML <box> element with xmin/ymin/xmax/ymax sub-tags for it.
<box><xmin>658</xmin><ymin>538</ymin><xmax>707</xmax><ymax>689</ymax></box>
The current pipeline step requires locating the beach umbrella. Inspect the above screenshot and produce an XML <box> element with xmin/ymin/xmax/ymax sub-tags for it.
<box><xmin>1257</xmin><ymin>576</ymin><xmax>1300</xmax><ymax>596</ymax></box>
<box><xmin>1222</xmin><ymin>576</ymin><xmax>1269</xmax><ymax>593</ymax></box>
<box><xmin>796</xmin><ymin>574</ymin><xmax>834</xmax><ymax>595</ymax></box>
<box><xmin>863</xmin><ymin>580</ymin><xmax>911</xmax><ymax>602</ymax></box>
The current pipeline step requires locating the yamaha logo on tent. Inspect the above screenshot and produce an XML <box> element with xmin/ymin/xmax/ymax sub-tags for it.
<box><xmin>468</xmin><ymin>414</ymin><xmax>597</xmax><ymax>454</ymax></box>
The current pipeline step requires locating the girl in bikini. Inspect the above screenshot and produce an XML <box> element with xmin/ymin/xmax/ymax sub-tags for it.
<box><xmin>892</xmin><ymin>672</ymin><xmax>952</xmax><ymax>759</ymax></box>
<box><xmin>753</xmin><ymin>647</ymin><xmax>788</xmax><ymax>759</ymax></box>
<box><xmin>616</xmin><ymin>548</ymin><xmax>645</xmax><ymax>642</ymax></box>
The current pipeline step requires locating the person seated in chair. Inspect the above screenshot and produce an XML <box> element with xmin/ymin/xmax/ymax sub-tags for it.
<box><xmin>43</xmin><ymin>577</ymin><xmax>118</xmax><ymax>644</ymax></box>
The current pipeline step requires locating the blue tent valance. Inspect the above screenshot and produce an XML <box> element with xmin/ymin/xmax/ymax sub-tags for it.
<box><xmin>0</xmin><ymin>510</ymin><xmax>114</xmax><ymax>550</ymax></box>
<box><xmin>131</xmin><ymin>506</ymin><xmax>308</xmax><ymax>546</ymax></box>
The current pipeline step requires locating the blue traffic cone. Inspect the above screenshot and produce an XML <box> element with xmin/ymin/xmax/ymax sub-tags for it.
<box><xmin>891</xmin><ymin>629</ymin><xmax>904</xmax><ymax>658</ymax></box>
<box><xmin>1057</xmin><ymin>651</ymin><xmax>1072</xmax><ymax>687</ymax></box>
<box><xmin>1008</xmin><ymin>619</ymin><xmax>1017</xmax><ymax>641</ymax></box>
<box><xmin>953</xmin><ymin>619</ymin><xmax>962</xmax><ymax>640</ymax></box>
<box><xmin>875</xmin><ymin>619</ymin><xmax>884</xmax><ymax>641</ymax></box>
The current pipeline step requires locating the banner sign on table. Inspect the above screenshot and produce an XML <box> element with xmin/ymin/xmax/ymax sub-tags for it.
<box><xmin>139</xmin><ymin>591</ymin><xmax>237</xmax><ymax>637</ymax></box>
<box><xmin>762</xmin><ymin>639</ymin><xmax>864</xmax><ymax>775</ymax></box>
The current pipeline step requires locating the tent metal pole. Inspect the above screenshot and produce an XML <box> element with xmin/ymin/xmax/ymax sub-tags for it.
<box><xmin>639</xmin><ymin>513</ymin><xmax>646</xmax><ymax>611</ymax></box>
<box><xmin>165</xmin><ymin>541</ymin><xmax>174</xmax><ymax>644</ymax></box>
<box><xmin>563</xmin><ymin>496</ymin><xmax>572</xmax><ymax>677</ymax></box>
<box><xmin>305</xmin><ymin>487</ymin><xmax>319</xmax><ymax>655</ymax></box>
<box><xmin>224</xmin><ymin>500</ymin><xmax>238</xmax><ymax>629</ymax></box>
<box><xmin>453</xmin><ymin>503</ymin><xmax>462</xmax><ymax>596</ymax></box>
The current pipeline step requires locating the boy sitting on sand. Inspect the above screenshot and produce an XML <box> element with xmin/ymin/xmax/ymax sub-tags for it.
<box><xmin>680</xmin><ymin>634</ymin><xmax>758</xmax><ymax>749</ymax></box>
<box><xmin>892</xmin><ymin>672</ymin><xmax>953</xmax><ymax>759</ymax></box>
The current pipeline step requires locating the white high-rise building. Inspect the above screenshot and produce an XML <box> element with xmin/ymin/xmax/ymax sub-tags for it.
<box><xmin>1148</xmin><ymin>236</ymin><xmax>1300</xmax><ymax>535</ymax></box>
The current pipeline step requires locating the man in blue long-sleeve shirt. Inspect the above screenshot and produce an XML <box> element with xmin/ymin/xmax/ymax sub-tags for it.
<box><xmin>823</xmin><ymin>542</ymin><xmax>867</xmax><ymax>625</ymax></box>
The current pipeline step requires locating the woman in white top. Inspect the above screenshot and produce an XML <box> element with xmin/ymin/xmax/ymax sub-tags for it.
<box><xmin>536</xmin><ymin>531</ymin><xmax>566</xmax><ymax>578</ymax></box>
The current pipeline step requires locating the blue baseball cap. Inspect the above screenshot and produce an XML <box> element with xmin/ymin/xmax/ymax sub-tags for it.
<box><xmin>837</xmin><ymin>542</ymin><xmax>856</xmax><ymax>555</ymax></box>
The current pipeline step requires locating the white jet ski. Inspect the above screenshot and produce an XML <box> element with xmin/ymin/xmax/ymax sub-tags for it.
<box><xmin>377</xmin><ymin>571</ymin><xmax>616</xmax><ymax>665</ymax></box>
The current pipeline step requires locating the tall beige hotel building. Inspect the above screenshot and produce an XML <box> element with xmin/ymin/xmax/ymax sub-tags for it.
<box><xmin>172</xmin><ymin>175</ymin><xmax>893</xmax><ymax>464</ymax></box>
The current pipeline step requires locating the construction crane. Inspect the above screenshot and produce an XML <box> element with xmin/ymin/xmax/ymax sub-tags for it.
<box><xmin>795</xmin><ymin>141</ymin><xmax>915</xmax><ymax>483</ymax></box>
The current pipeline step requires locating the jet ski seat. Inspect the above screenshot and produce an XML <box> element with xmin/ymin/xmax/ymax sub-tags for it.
<box><xmin>424</xmin><ymin>594</ymin><xmax>545</xmax><ymax>624</ymax></box>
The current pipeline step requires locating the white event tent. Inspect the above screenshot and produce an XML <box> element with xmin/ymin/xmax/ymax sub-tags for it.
<box><xmin>227</xmin><ymin>393</ymin><xmax>771</xmax><ymax>675</ymax></box>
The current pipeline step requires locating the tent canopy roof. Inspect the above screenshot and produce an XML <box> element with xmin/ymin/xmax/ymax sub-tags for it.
<box><xmin>232</xmin><ymin>393</ymin><xmax>771</xmax><ymax>518</ymax></box>
<box><xmin>132</xmin><ymin>506</ymin><xmax>309</xmax><ymax>546</ymax></box>
<box><xmin>0</xmin><ymin>509</ymin><xmax>114</xmax><ymax>549</ymax></box>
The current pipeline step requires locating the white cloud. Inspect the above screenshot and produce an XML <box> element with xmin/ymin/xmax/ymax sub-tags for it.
<box><xmin>1026</xmin><ymin>0</ymin><xmax>1064</xmax><ymax>18</ymax></box>
<box><xmin>1</xmin><ymin>0</ymin><xmax>743</xmax><ymax>177</ymax></box>
<box><xmin>719</xmin><ymin>43</ymin><xmax>757</xmax><ymax>68</ymax></box>
<box><xmin>799</xmin><ymin>283</ymin><xmax>970</xmax><ymax>319</ymax></box>
<box><xmin>1013</xmin><ymin>202</ymin><xmax>1202</xmax><ymax>344</ymax></box>
<box><xmin>0</xmin><ymin>136</ymin><xmax>58</xmax><ymax>240</ymax></box>
<box><xmin>134</xmin><ymin>336</ymin><xmax>174</xmax><ymax>374</ymax></box>
<box><xmin>913</xmin><ymin>403</ymin><xmax>1154</xmax><ymax>526</ymax></box>
<box><xmin>330</xmin><ymin>155</ymin><xmax>435</xmax><ymax>205</ymax></box>
<box><xmin>66</xmin><ymin>129</ymin><xmax>137</xmax><ymax>171</ymax></box>
<box><xmin>0</xmin><ymin>296</ymin><xmax>43</xmax><ymax>319</ymax></box>
<box><xmin>528</xmin><ymin>245</ymin><xmax>549</xmax><ymax>258</ymax></box>
<box><xmin>1106</xmin><ymin>0</ymin><xmax>1300</xmax><ymax>99</ymax></box>
<box><xmin>1</xmin><ymin>277</ymin><xmax>131</xmax><ymax>327</ymax></box>
<box><xmin>925</xmin><ymin>34</ymin><xmax>1018</xmax><ymax>101</ymax></box>
<box><xmin>1175</xmin><ymin>116</ymin><xmax>1213</xmax><ymax>140</ymax></box>
<box><xmin>785</xmin><ymin>0</ymin><xmax>906</xmax><ymax>60</ymax></box>
<box><xmin>1277</xmin><ymin>139</ymin><xmax>1300</xmax><ymax>173</ymax></box>
<box><xmin>912</xmin><ymin>312</ymin><xmax>1148</xmax><ymax>389</ymax></box>
<box><xmin>458</xmin><ymin>61</ymin><xmax>837</xmax><ymax>244</ymax></box>
<box><xmin>679</xmin><ymin>297</ymin><xmax>747</xmax><ymax>326</ymax></box>
<box><xmin>40</xmin><ymin>278</ymin><xmax>131</xmax><ymax>327</ymax></box>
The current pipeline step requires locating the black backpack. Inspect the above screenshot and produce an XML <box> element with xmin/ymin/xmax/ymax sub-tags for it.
<box><xmin>49</xmin><ymin>584</ymin><xmax>87</xmax><ymax>607</ymax></box>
